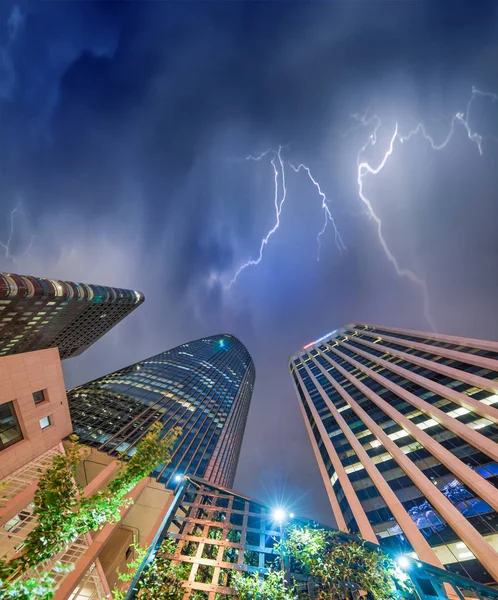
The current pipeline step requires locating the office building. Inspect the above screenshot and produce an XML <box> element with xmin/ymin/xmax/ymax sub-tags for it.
<box><xmin>0</xmin><ymin>271</ymin><xmax>144</xmax><ymax>359</ymax></box>
<box><xmin>0</xmin><ymin>349</ymin><xmax>181</xmax><ymax>600</ymax></box>
<box><xmin>68</xmin><ymin>334</ymin><xmax>255</xmax><ymax>488</ymax></box>
<box><xmin>290</xmin><ymin>323</ymin><xmax>498</xmax><ymax>584</ymax></box>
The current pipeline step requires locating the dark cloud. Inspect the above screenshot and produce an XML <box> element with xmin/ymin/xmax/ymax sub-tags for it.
<box><xmin>2</xmin><ymin>0</ymin><xmax>498</xmax><ymax>525</ymax></box>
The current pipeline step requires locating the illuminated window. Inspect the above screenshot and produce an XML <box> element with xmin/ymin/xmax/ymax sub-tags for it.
<box><xmin>39</xmin><ymin>416</ymin><xmax>51</xmax><ymax>429</ymax></box>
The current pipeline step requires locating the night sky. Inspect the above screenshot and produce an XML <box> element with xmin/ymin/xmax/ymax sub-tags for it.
<box><xmin>1</xmin><ymin>1</ymin><xmax>498</xmax><ymax>526</ymax></box>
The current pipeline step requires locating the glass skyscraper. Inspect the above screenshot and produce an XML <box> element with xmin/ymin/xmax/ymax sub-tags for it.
<box><xmin>0</xmin><ymin>272</ymin><xmax>144</xmax><ymax>359</ymax></box>
<box><xmin>68</xmin><ymin>334</ymin><xmax>255</xmax><ymax>488</ymax></box>
<box><xmin>290</xmin><ymin>323</ymin><xmax>498</xmax><ymax>585</ymax></box>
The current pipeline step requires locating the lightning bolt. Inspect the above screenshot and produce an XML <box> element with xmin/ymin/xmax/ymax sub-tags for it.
<box><xmin>356</xmin><ymin>122</ymin><xmax>435</xmax><ymax>330</ymax></box>
<box><xmin>0</xmin><ymin>204</ymin><xmax>34</xmax><ymax>263</ymax></box>
<box><xmin>225</xmin><ymin>147</ymin><xmax>287</xmax><ymax>289</ymax></box>
<box><xmin>398</xmin><ymin>90</ymin><xmax>497</xmax><ymax>153</ymax></box>
<box><xmin>225</xmin><ymin>87</ymin><xmax>496</xmax><ymax>317</ymax></box>
<box><xmin>354</xmin><ymin>86</ymin><xmax>497</xmax><ymax>331</ymax></box>
<box><xmin>289</xmin><ymin>163</ymin><xmax>346</xmax><ymax>260</ymax></box>
<box><xmin>245</xmin><ymin>149</ymin><xmax>273</xmax><ymax>161</ymax></box>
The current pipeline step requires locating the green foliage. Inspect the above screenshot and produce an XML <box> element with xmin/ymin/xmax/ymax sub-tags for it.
<box><xmin>133</xmin><ymin>538</ymin><xmax>192</xmax><ymax>600</ymax></box>
<box><xmin>281</xmin><ymin>525</ymin><xmax>414</xmax><ymax>600</ymax></box>
<box><xmin>233</xmin><ymin>570</ymin><xmax>296</xmax><ymax>600</ymax></box>
<box><xmin>108</xmin><ymin>543</ymin><xmax>149</xmax><ymax>600</ymax></box>
<box><xmin>0</xmin><ymin>424</ymin><xmax>181</xmax><ymax>596</ymax></box>
<box><xmin>0</xmin><ymin>563</ymin><xmax>73</xmax><ymax>600</ymax></box>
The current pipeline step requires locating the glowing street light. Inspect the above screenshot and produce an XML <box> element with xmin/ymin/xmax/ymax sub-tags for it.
<box><xmin>272</xmin><ymin>508</ymin><xmax>287</xmax><ymax>523</ymax></box>
<box><xmin>397</xmin><ymin>556</ymin><xmax>411</xmax><ymax>570</ymax></box>
<box><xmin>173</xmin><ymin>473</ymin><xmax>183</xmax><ymax>483</ymax></box>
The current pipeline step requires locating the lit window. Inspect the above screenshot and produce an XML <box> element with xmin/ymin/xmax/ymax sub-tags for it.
<box><xmin>447</xmin><ymin>407</ymin><xmax>469</xmax><ymax>418</ymax></box>
<box><xmin>39</xmin><ymin>416</ymin><xmax>51</xmax><ymax>429</ymax></box>
<box><xmin>416</xmin><ymin>418</ymin><xmax>438</xmax><ymax>431</ymax></box>
<box><xmin>482</xmin><ymin>395</ymin><xmax>498</xmax><ymax>406</ymax></box>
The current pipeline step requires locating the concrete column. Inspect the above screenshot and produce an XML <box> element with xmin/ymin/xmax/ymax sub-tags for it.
<box><xmin>293</xmin><ymin>366</ymin><xmax>378</xmax><ymax>544</ymax></box>
<box><xmin>335</xmin><ymin>340</ymin><xmax>498</xmax><ymax>468</ymax></box>
<box><xmin>346</xmin><ymin>330</ymin><xmax>498</xmax><ymax>397</ymax></box>
<box><xmin>329</xmin><ymin>343</ymin><xmax>498</xmax><ymax>513</ymax></box>
<box><xmin>301</xmin><ymin>357</ymin><xmax>444</xmax><ymax>569</ymax></box>
<box><xmin>338</xmin><ymin>335</ymin><xmax>498</xmax><ymax>427</ymax></box>
<box><xmin>354</xmin><ymin>323</ymin><xmax>498</xmax><ymax>353</ymax></box>
<box><xmin>320</xmin><ymin>351</ymin><xmax>498</xmax><ymax>582</ymax></box>
<box><xmin>352</xmin><ymin>327</ymin><xmax>498</xmax><ymax>373</ymax></box>
<box><xmin>290</xmin><ymin>373</ymin><xmax>347</xmax><ymax>532</ymax></box>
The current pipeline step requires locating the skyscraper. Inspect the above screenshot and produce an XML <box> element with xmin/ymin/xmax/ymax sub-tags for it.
<box><xmin>68</xmin><ymin>334</ymin><xmax>255</xmax><ymax>488</ymax></box>
<box><xmin>0</xmin><ymin>272</ymin><xmax>144</xmax><ymax>359</ymax></box>
<box><xmin>290</xmin><ymin>323</ymin><xmax>498</xmax><ymax>585</ymax></box>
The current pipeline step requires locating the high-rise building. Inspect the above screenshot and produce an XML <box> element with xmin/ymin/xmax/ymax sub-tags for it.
<box><xmin>68</xmin><ymin>334</ymin><xmax>255</xmax><ymax>489</ymax></box>
<box><xmin>290</xmin><ymin>323</ymin><xmax>498</xmax><ymax>585</ymax></box>
<box><xmin>0</xmin><ymin>272</ymin><xmax>144</xmax><ymax>359</ymax></box>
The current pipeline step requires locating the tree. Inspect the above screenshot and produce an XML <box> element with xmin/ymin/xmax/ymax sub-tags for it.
<box><xmin>0</xmin><ymin>423</ymin><xmax>181</xmax><ymax>599</ymax></box>
<box><xmin>280</xmin><ymin>525</ymin><xmax>415</xmax><ymax>600</ymax></box>
<box><xmin>233</xmin><ymin>569</ymin><xmax>297</xmax><ymax>600</ymax></box>
<box><xmin>125</xmin><ymin>538</ymin><xmax>192</xmax><ymax>600</ymax></box>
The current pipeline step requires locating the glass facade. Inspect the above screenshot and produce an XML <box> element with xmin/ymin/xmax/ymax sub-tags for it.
<box><xmin>0</xmin><ymin>272</ymin><xmax>144</xmax><ymax>359</ymax></box>
<box><xmin>290</xmin><ymin>323</ymin><xmax>498</xmax><ymax>585</ymax></box>
<box><xmin>68</xmin><ymin>335</ymin><xmax>255</xmax><ymax>488</ymax></box>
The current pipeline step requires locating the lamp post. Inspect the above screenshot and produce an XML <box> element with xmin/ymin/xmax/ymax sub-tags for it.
<box><xmin>272</xmin><ymin>509</ymin><xmax>292</xmax><ymax>593</ymax></box>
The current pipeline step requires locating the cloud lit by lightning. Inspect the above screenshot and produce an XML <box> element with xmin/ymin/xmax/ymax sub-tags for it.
<box><xmin>0</xmin><ymin>204</ymin><xmax>35</xmax><ymax>263</ymax></box>
<box><xmin>226</xmin><ymin>87</ymin><xmax>497</xmax><ymax>331</ymax></box>
<box><xmin>225</xmin><ymin>148</ymin><xmax>346</xmax><ymax>287</ymax></box>
<box><xmin>226</xmin><ymin>147</ymin><xmax>287</xmax><ymax>289</ymax></box>
<box><xmin>245</xmin><ymin>149</ymin><xmax>272</xmax><ymax>161</ymax></box>
<box><xmin>289</xmin><ymin>163</ymin><xmax>346</xmax><ymax>260</ymax></box>
<box><xmin>353</xmin><ymin>87</ymin><xmax>497</xmax><ymax>330</ymax></box>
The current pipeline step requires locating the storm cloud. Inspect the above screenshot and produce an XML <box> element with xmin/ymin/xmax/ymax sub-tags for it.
<box><xmin>1</xmin><ymin>1</ymin><xmax>498</xmax><ymax>524</ymax></box>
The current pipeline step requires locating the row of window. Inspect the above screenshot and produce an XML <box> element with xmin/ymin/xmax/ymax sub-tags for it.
<box><xmin>0</xmin><ymin>389</ymin><xmax>51</xmax><ymax>451</ymax></box>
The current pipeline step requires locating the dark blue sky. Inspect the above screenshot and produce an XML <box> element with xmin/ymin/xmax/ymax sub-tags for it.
<box><xmin>1</xmin><ymin>1</ymin><xmax>498</xmax><ymax>525</ymax></box>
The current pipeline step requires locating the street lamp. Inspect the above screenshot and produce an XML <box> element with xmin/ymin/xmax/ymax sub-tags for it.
<box><xmin>272</xmin><ymin>508</ymin><xmax>287</xmax><ymax>523</ymax></box>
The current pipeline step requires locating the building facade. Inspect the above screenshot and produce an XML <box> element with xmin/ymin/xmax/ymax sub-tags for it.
<box><xmin>0</xmin><ymin>348</ymin><xmax>73</xmax><ymax>479</ymax></box>
<box><xmin>68</xmin><ymin>334</ymin><xmax>255</xmax><ymax>489</ymax></box>
<box><xmin>0</xmin><ymin>272</ymin><xmax>144</xmax><ymax>359</ymax></box>
<box><xmin>290</xmin><ymin>323</ymin><xmax>498</xmax><ymax>585</ymax></box>
<box><xmin>0</xmin><ymin>349</ymin><xmax>179</xmax><ymax>600</ymax></box>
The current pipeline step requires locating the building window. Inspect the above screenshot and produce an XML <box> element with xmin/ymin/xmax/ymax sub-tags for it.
<box><xmin>0</xmin><ymin>402</ymin><xmax>23</xmax><ymax>450</ymax></box>
<box><xmin>33</xmin><ymin>390</ymin><xmax>47</xmax><ymax>405</ymax></box>
<box><xmin>39</xmin><ymin>416</ymin><xmax>51</xmax><ymax>429</ymax></box>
